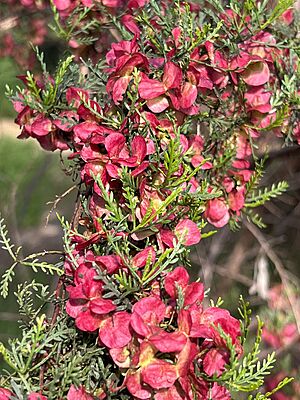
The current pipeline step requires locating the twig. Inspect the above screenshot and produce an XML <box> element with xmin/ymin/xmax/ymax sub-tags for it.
<box><xmin>40</xmin><ymin>190</ymin><xmax>82</xmax><ymax>389</ymax></box>
<box><xmin>45</xmin><ymin>184</ymin><xmax>77</xmax><ymax>227</ymax></box>
<box><xmin>70</xmin><ymin>192</ymin><xmax>83</xmax><ymax>230</ymax></box>
<box><xmin>215</xmin><ymin>265</ymin><xmax>254</xmax><ymax>287</ymax></box>
<box><xmin>49</xmin><ymin>278</ymin><xmax>64</xmax><ymax>326</ymax></box>
<box><xmin>245</xmin><ymin>221</ymin><xmax>300</xmax><ymax>335</ymax></box>
<box><xmin>195</xmin><ymin>229</ymin><xmax>228</xmax><ymax>287</ymax></box>
<box><xmin>0</xmin><ymin>16</ymin><xmax>18</xmax><ymax>31</ymax></box>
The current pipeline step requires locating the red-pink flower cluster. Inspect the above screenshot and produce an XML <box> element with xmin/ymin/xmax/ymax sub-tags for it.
<box><xmin>262</xmin><ymin>285</ymin><xmax>299</xmax><ymax>349</ymax></box>
<box><xmin>261</xmin><ymin>285</ymin><xmax>300</xmax><ymax>399</ymax></box>
<box><xmin>65</xmin><ymin>262</ymin><xmax>241</xmax><ymax>399</ymax></box>
<box><xmin>12</xmin><ymin>6</ymin><xmax>299</xmax><ymax>228</ymax></box>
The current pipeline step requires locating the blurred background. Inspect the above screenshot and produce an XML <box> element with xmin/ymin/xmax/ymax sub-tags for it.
<box><xmin>0</xmin><ymin>55</ymin><xmax>75</xmax><ymax>341</ymax></box>
<box><xmin>0</xmin><ymin>1</ymin><xmax>300</xmax><ymax>397</ymax></box>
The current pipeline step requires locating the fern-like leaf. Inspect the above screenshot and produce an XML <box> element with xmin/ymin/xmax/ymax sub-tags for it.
<box><xmin>245</xmin><ymin>181</ymin><xmax>289</xmax><ymax>208</ymax></box>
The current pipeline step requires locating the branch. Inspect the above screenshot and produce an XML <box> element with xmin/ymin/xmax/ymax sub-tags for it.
<box><xmin>45</xmin><ymin>184</ymin><xmax>77</xmax><ymax>227</ymax></box>
<box><xmin>0</xmin><ymin>16</ymin><xmax>18</xmax><ymax>31</ymax></box>
<box><xmin>245</xmin><ymin>221</ymin><xmax>300</xmax><ymax>335</ymax></box>
<box><xmin>215</xmin><ymin>265</ymin><xmax>254</xmax><ymax>287</ymax></box>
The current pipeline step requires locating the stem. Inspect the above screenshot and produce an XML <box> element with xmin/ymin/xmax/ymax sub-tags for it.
<box><xmin>39</xmin><ymin>194</ymin><xmax>82</xmax><ymax>390</ymax></box>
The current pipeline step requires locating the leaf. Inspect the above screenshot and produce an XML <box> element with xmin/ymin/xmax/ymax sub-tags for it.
<box><xmin>245</xmin><ymin>181</ymin><xmax>289</xmax><ymax>208</ymax></box>
<box><xmin>133</xmin><ymin>186</ymin><xmax>182</xmax><ymax>231</ymax></box>
<box><xmin>0</xmin><ymin>263</ymin><xmax>17</xmax><ymax>299</ymax></box>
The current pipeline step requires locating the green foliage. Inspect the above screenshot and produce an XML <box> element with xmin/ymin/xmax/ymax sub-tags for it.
<box><xmin>6</xmin><ymin>51</ymin><xmax>79</xmax><ymax>116</ymax></box>
<box><xmin>238</xmin><ymin>296</ymin><xmax>252</xmax><ymax>346</ymax></box>
<box><xmin>231</xmin><ymin>318</ymin><xmax>268</xmax><ymax>388</ymax></box>
<box><xmin>206</xmin><ymin>0</ymin><xmax>295</xmax><ymax>46</ymax></box>
<box><xmin>205</xmin><ymin>299</ymin><xmax>292</xmax><ymax>395</ymax></box>
<box><xmin>142</xmin><ymin>240</ymin><xmax>186</xmax><ymax>285</ymax></box>
<box><xmin>78</xmin><ymin>95</ymin><xmax>121</xmax><ymax>128</ymax></box>
<box><xmin>163</xmin><ymin>135</ymin><xmax>183</xmax><ymax>185</ymax></box>
<box><xmin>0</xmin><ymin>280</ymin><xmax>129</xmax><ymax>398</ymax></box>
<box><xmin>133</xmin><ymin>186</ymin><xmax>182</xmax><ymax>232</ymax></box>
<box><xmin>245</xmin><ymin>181</ymin><xmax>289</xmax><ymax>208</ymax></box>
<box><xmin>260</xmin><ymin>0</ymin><xmax>295</xmax><ymax>29</ymax></box>
<box><xmin>121</xmin><ymin>169</ymin><xmax>139</xmax><ymax>231</ymax></box>
<box><xmin>231</xmin><ymin>166</ymin><xmax>289</xmax><ymax>230</ymax></box>
<box><xmin>247</xmin><ymin>377</ymin><xmax>294</xmax><ymax>399</ymax></box>
<box><xmin>192</xmin><ymin>297</ymin><xmax>292</xmax><ymax>396</ymax></box>
<box><xmin>0</xmin><ymin>216</ymin><xmax>63</xmax><ymax>298</ymax></box>
<box><xmin>15</xmin><ymin>281</ymin><xmax>50</xmax><ymax>326</ymax></box>
<box><xmin>93</xmin><ymin>174</ymin><xmax>126</xmax><ymax>227</ymax></box>
<box><xmin>49</xmin><ymin>1</ymin><xmax>101</xmax><ymax>45</ymax></box>
<box><xmin>0</xmin><ymin>313</ymin><xmax>48</xmax><ymax>391</ymax></box>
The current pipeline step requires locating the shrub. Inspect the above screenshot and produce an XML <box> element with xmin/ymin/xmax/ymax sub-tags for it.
<box><xmin>0</xmin><ymin>0</ymin><xmax>299</xmax><ymax>398</ymax></box>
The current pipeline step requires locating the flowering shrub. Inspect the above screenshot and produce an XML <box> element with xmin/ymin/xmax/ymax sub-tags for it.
<box><xmin>0</xmin><ymin>0</ymin><xmax>300</xmax><ymax>399</ymax></box>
